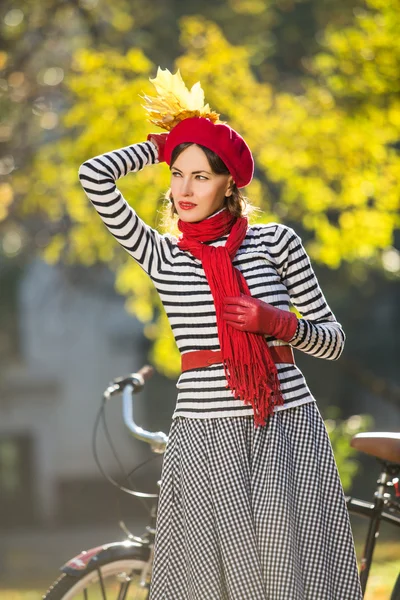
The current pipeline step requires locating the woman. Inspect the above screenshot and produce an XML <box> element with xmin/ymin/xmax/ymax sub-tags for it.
<box><xmin>78</xmin><ymin>105</ymin><xmax>362</xmax><ymax>598</ymax></box>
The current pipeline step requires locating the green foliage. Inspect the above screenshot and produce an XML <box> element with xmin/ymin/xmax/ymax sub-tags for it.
<box><xmin>324</xmin><ymin>410</ymin><xmax>374</xmax><ymax>492</ymax></box>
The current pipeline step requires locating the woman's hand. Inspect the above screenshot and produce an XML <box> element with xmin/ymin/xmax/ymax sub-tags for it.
<box><xmin>222</xmin><ymin>295</ymin><xmax>298</xmax><ymax>342</ymax></box>
<box><xmin>147</xmin><ymin>132</ymin><xmax>168</xmax><ymax>163</ymax></box>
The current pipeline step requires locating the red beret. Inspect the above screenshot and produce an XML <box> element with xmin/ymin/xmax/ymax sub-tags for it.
<box><xmin>164</xmin><ymin>117</ymin><xmax>254</xmax><ymax>189</ymax></box>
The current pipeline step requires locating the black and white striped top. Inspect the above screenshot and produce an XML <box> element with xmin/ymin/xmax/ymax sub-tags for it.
<box><xmin>79</xmin><ymin>141</ymin><xmax>345</xmax><ymax>419</ymax></box>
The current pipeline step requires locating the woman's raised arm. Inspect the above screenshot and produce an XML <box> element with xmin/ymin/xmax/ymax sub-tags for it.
<box><xmin>78</xmin><ymin>141</ymin><xmax>172</xmax><ymax>275</ymax></box>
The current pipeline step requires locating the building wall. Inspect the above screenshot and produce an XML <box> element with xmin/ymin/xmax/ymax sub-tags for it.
<box><xmin>0</xmin><ymin>259</ymin><xmax>175</xmax><ymax>526</ymax></box>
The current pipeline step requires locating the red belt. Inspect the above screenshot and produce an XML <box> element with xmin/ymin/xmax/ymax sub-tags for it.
<box><xmin>181</xmin><ymin>346</ymin><xmax>294</xmax><ymax>372</ymax></box>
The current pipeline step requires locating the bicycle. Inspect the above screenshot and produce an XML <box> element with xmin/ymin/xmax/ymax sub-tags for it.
<box><xmin>43</xmin><ymin>365</ymin><xmax>163</xmax><ymax>600</ymax></box>
<box><xmin>346</xmin><ymin>432</ymin><xmax>400</xmax><ymax>599</ymax></box>
<box><xmin>42</xmin><ymin>366</ymin><xmax>400</xmax><ymax>599</ymax></box>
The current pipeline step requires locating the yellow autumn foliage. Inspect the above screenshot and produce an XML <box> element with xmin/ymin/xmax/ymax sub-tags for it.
<box><xmin>14</xmin><ymin>2</ymin><xmax>400</xmax><ymax>373</ymax></box>
<box><xmin>142</xmin><ymin>67</ymin><xmax>220</xmax><ymax>131</ymax></box>
<box><xmin>0</xmin><ymin>183</ymin><xmax>14</xmax><ymax>221</ymax></box>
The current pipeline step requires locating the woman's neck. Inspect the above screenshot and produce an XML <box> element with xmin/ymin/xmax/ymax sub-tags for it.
<box><xmin>204</xmin><ymin>206</ymin><xmax>227</xmax><ymax>221</ymax></box>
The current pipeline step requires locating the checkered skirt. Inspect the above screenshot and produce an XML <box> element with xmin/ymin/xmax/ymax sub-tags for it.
<box><xmin>150</xmin><ymin>403</ymin><xmax>362</xmax><ymax>599</ymax></box>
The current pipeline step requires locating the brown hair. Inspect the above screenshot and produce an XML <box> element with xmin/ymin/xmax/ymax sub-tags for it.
<box><xmin>159</xmin><ymin>142</ymin><xmax>256</xmax><ymax>232</ymax></box>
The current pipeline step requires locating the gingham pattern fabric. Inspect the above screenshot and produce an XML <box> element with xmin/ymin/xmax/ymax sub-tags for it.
<box><xmin>150</xmin><ymin>404</ymin><xmax>362</xmax><ymax>600</ymax></box>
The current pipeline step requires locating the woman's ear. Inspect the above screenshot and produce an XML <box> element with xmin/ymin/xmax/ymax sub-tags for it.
<box><xmin>225</xmin><ymin>176</ymin><xmax>234</xmax><ymax>197</ymax></box>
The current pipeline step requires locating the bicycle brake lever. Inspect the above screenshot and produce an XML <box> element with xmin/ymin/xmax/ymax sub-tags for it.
<box><xmin>104</xmin><ymin>366</ymin><xmax>154</xmax><ymax>399</ymax></box>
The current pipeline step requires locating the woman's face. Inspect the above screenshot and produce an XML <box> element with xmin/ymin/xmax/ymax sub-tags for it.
<box><xmin>170</xmin><ymin>144</ymin><xmax>232</xmax><ymax>222</ymax></box>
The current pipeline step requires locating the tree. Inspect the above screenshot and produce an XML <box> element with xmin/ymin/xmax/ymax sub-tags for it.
<box><xmin>4</xmin><ymin>1</ymin><xmax>400</xmax><ymax>373</ymax></box>
<box><xmin>176</xmin><ymin>10</ymin><xmax>400</xmax><ymax>269</ymax></box>
<box><xmin>0</xmin><ymin>0</ymin><xmax>169</xmax><ymax>253</ymax></box>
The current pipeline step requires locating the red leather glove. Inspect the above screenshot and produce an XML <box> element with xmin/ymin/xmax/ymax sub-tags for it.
<box><xmin>147</xmin><ymin>132</ymin><xmax>168</xmax><ymax>163</ymax></box>
<box><xmin>222</xmin><ymin>295</ymin><xmax>298</xmax><ymax>342</ymax></box>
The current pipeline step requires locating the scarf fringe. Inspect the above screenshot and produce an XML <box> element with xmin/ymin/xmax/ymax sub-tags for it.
<box><xmin>220</xmin><ymin>319</ymin><xmax>284</xmax><ymax>427</ymax></box>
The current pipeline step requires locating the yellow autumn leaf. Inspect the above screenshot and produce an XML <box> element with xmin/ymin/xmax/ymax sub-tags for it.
<box><xmin>142</xmin><ymin>67</ymin><xmax>220</xmax><ymax>131</ymax></box>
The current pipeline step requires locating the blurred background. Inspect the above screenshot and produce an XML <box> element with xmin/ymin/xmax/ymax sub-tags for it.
<box><xmin>0</xmin><ymin>0</ymin><xmax>399</xmax><ymax>596</ymax></box>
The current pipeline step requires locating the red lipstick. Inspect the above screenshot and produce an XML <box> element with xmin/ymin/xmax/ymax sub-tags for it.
<box><xmin>178</xmin><ymin>202</ymin><xmax>197</xmax><ymax>210</ymax></box>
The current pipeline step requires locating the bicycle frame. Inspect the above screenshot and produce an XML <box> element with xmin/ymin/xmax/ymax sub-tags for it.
<box><xmin>346</xmin><ymin>461</ymin><xmax>400</xmax><ymax>598</ymax></box>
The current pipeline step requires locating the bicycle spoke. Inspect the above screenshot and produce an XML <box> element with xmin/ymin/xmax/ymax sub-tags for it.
<box><xmin>117</xmin><ymin>579</ymin><xmax>132</xmax><ymax>600</ymax></box>
<box><xmin>98</xmin><ymin>568</ymin><xmax>107</xmax><ymax>600</ymax></box>
<box><xmin>89</xmin><ymin>566</ymin><xmax>142</xmax><ymax>600</ymax></box>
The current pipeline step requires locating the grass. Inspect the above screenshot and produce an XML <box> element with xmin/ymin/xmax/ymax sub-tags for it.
<box><xmin>363</xmin><ymin>559</ymin><xmax>399</xmax><ymax>599</ymax></box>
<box><xmin>359</xmin><ymin>540</ymin><xmax>400</xmax><ymax>600</ymax></box>
<box><xmin>0</xmin><ymin>585</ymin><xmax>148</xmax><ymax>599</ymax></box>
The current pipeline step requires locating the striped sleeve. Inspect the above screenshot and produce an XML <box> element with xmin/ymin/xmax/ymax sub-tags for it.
<box><xmin>78</xmin><ymin>141</ymin><xmax>171</xmax><ymax>275</ymax></box>
<box><xmin>273</xmin><ymin>225</ymin><xmax>345</xmax><ymax>361</ymax></box>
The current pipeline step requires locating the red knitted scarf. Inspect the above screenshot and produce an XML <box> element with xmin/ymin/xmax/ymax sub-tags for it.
<box><xmin>177</xmin><ymin>209</ymin><xmax>283</xmax><ymax>425</ymax></box>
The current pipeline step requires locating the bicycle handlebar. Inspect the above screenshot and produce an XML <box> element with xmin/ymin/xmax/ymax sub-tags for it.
<box><xmin>104</xmin><ymin>364</ymin><xmax>155</xmax><ymax>398</ymax></box>
<box><xmin>104</xmin><ymin>365</ymin><xmax>168</xmax><ymax>454</ymax></box>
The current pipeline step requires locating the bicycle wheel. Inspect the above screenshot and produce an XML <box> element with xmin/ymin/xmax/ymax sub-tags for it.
<box><xmin>43</xmin><ymin>557</ymin><xmax>150</xmax><ymax>600</ymax></box>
